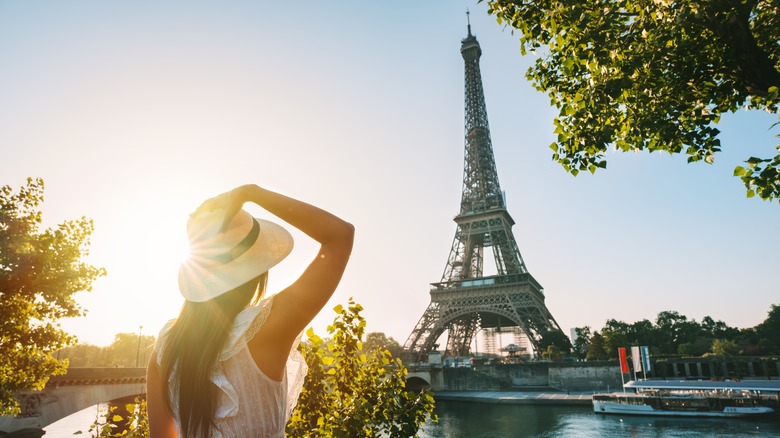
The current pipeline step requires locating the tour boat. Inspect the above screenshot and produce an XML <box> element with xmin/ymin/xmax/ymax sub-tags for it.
<box><xmin>592</xmin><ymin>380</ymin><xmax>778</xmax><ymax>418</ymax></box>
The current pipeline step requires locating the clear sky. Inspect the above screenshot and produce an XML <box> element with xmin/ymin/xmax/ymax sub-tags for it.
<box><xmin>1</xmin><ymin>1</ymin><xmax>778</xmax><ymax>349</ymax></box>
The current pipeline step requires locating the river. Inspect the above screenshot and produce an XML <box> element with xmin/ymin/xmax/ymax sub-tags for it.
<box><xmin>422</xmin><ymin>400</ymin><xmax>780</xmax><ymax>437</ymax></box>
<box><xmin>44</xmin><ymin>400</ymin><xmax>780</xmax><ymax>437</ymax></box>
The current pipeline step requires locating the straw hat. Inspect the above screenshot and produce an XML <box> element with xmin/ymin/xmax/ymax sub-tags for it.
<box><xmin>178</xmin><ymin>208</ymin><xmax>293</xmax><ymax>302</ymax></box>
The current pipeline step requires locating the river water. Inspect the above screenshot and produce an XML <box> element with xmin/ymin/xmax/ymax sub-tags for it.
<box><xmin>422</xmin><ymin>401</ymin><xmax>780</xmax><ymax>437</ymax></box>
<box><xmin>44</xmin><ymin>400</ymin><xmax>780</xmax><ymax>437</ymax></box>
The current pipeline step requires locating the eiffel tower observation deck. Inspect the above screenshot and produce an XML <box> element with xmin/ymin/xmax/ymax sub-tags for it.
<box><xmin>403</xmin><ymin>21</ymin><xmax>566</xmax><ymax>363</ymax></box>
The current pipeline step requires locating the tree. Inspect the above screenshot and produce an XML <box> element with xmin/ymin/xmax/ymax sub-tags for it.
<box><xmin>536</xmin><ymin>328</ymin><xmax>573</xmax><ymax>355</ymax></box>
<box><xmin>107</xmin><ymin>332</ymin><xmax>156</xmax><ymax>367</ymax></box>
<box><xmin>701</xmin><ymin>315</ymin><xmax>740</xmax><ymax>341</ymax></box>
<box><xmin>541</xmin><ymin>344</ymin><xmax>564</xmax><ymax>362</ymax></box>
<box><xmin>572</xmin><ymin>326</ymin><xmax>592</xmax><ymax>359</ymax></box>
<box><xmin>712</xmin><ymin>338</ymin><xmax>740</xmax><ymax>356</ymax></box>
<box><xmin>654</xmin><ymin>310</ymin><xmax>704</xmax><ymax>354</ymax></box>
<box><xmin>754</xmin><ymin>303</ymin><xmax>780</xmax><ymax>354</ymax></box>
<box><xmin>627</xmin><ymin>319</ymin><xmax>656</xmax><ymax>347</ymax></box>
<box><xmin>364</xmin><ymin>332</ymin><xmax>404</xmax><ymax>358</ymax></box>
<box><xmin>55</xmin><ymin>343</ymin><xmax>111</xmax><ymax>367</ymax></box>
<box><xmin>600</xmin><ymin>319</ymin><xmax>630</xmax><ymax>356</ymax></box>
<box><xmin>678</xmin><ymin>338</ymin><xmax>714</xmax><ymax>357</ymax></box>
<box><xmin>0</xmin><ymin>178</ymin><xmax>105</xmax><ymax>415</ymax></box>
<box><xmin>485</xmin><ymin>0</ymin><xmax>780</xmax><ymax>201</ymax></box>
<box><xmin>56</xmin><ymin>332</ymin><xmax>156</xmax><ymax>368</ymax></box>
<box><xmin>286</xmin><ymin>299</ymin><xmax>436</xmax><ymax>437</ymax></box>
<box><xmin>585</xmin><ymin>331</ymin><xmax>609</xmax><ymax>361</ymax></box>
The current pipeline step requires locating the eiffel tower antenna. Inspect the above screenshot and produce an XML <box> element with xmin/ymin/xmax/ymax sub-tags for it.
<box><xmin>403</xmin><ymin>26</ymin><xmax>566</xmax><ymax>363</ymax></box>
<box><xmin>466</xmin><ymin>8</ymin><xmax>472</xmax><ymax>37</ymax></box>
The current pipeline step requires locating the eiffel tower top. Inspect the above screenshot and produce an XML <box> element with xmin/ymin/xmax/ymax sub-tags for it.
<box><xmin>438</xmin><ymin>22</ymin><xmax>529</xmax><ymax>282</ymax></box>
<box><xmin>458</xmin><ymin>18</ymin><xmax>504</xmax><ymax>216</ymax></box>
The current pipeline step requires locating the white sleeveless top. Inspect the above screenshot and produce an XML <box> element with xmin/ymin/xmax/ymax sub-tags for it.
<box><xmin>156</xmin><ymin>295</ymin><xmax>307</xmax><ymax>438</ymax></box>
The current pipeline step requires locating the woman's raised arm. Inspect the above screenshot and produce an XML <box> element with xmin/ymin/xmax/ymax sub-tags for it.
<box><xmin>199</xmin><ymin>184</ymin><xmax>354</xmax><ymax>371</ymax></box>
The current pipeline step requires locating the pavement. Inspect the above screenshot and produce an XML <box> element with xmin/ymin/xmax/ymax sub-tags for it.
<box><xmin>433</xmin><ymin>390</ymin><xmax>594</xmax><ymax>406</ymax></box>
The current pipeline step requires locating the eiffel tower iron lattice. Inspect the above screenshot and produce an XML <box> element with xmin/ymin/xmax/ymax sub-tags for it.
<box><xmin>403</xmin><ymin>23</ymin><xmax>565</xmax><ymax>362</ymax></box>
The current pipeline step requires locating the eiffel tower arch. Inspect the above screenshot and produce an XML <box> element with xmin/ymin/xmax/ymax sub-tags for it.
<box><xmin>404</xmin><ymin>21</ymin><xmax>566</xmax><ymax>363</ymax></box>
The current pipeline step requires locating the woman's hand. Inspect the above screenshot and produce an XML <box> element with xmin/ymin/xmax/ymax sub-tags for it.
<box><xmin>194</xmin><ymin>185</ymin><xmax>252</xmax><ymax>232</ymax></box>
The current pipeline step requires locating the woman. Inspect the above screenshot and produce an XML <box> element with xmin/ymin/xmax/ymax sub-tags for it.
<box><xmin>146</xmin><ymin>184</ymin><xmax>354</xmax><ymax>438</ymax></box>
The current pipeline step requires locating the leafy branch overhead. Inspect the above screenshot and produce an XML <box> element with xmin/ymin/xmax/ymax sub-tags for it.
<box><xmin>485</xmin><ymin>0</ymin><xmax>780</xmax><ymax>201</ymax></box>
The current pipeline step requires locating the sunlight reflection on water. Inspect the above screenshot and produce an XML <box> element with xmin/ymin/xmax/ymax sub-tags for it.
<box><xmin>43</xmin><ymin>403</ymin><xmax>105</xmax><ymax>437</ymax></box>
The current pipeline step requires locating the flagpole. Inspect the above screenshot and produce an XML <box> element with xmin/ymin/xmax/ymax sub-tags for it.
<box><xmin>621</xmin><ymin>366</ymin><xmax>626</xmax><ymax>392</ymax></box>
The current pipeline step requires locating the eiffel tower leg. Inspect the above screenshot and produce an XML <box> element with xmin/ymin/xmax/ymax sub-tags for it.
<box><xmin>444</xmin><ymin>319</ymin><xmax>478</xmax><ymax>358</ymax></box>
<box><xmin>403</xmin><ymin>301</ymin><xmax>442</xmax><ymax>363</ymax></box>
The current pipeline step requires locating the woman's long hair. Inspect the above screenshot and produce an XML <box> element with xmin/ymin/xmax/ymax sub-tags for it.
<box><xmin>160</xmin><ymin>272</ymin><xmax>268</xmax><ymax>437</ymax></box>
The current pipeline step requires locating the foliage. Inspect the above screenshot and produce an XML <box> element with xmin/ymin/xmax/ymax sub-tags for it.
<box><xmin>571</xmin><ymin>326</ymin><xmax>592</xmax><ymax>359</ymax></box>
<box><xmin>0</xmin><ymin>178</ymin><xmax>106</xmax><ymax>415</ymax></box>
<box><xmin>485</xmin><ymin>0</ymin><xmax>780</xmax><ymax>201</ymax></box>
<box><xmin>57</xmin><ymin>343</ymin><xmax>113</xmax><ymax>368</ymax></box>
<box><xmin>600</xmin><ymin>319</ymin><xmax>630</xmax><ymax>355</ymax></box>
<box><xmin>754</xmin><ymin>304</ymin><xmax>780</xmax><ymax>353</ymax></box>
<box><xmin>678</xmin><ymin>338</ymin><xmax>715</xmax><ymax>357</ymax></box>
<box><xmin>574</xmin><ymin>304</ymin><xmax>779</xmax><ymax>360</ymax></box>
<box><xmin>58</xmin><ymin>333</ymin><xmax>156</xmax><ymax>367</ymax></box>
<box><xmin>711</xmin><ymin>338</ymin><xmax>740</xmax><ymax>356</ymax></box>
<box><xmin>541</xmin><ymin>345</ymin><xmax>564</xmax><ymax>361</ymax></box>
<box><xmin>363</xmin><ymin>332</ymin><xmax>404</xmax><ymax>358</ymax></box>
<box><xmin>76</xmin><ymin>397</ymin><xmax>149</xmax><ymax>437</ymax></box>
<box><xmin>585</xmin><ymin>332</ymin><xmax>609</xmax><ymax>361</ymax></box>
<box><xmin>536</xmin><ymin>329</ymin><xmax>573</xmax><ymax>354</ymax></box>
<box><xmin>286</xmin><ymin>299</ymin><xmax>437</xmax><ymax>437</ymax></box>
<box><xmin>654</xmin><ymin>311</ymin><xmax>703</xmax><ymax>354</ymax></box>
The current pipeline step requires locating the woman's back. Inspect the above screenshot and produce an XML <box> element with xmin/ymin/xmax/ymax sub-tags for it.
<box><xmin>158</xmin><ymin>297</ymin><xmax>307</xmax><ymax>438</ymax></box>
<box><xmin>216</xmin><ymin>348</ymin><xmax>286</xmax><ymax>438</ymax></box>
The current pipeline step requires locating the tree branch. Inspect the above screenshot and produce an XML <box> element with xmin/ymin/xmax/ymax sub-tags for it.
<box><xmin>703</xmin><ymin>1</ymin><xmax>780</xmax><ymax>97</ymax></box>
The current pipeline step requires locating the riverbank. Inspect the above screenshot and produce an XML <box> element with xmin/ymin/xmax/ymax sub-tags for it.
<box><xmin>434</xmin><ymin>390</ymin><xmax>593</xmax><ymax>406</ymax></box>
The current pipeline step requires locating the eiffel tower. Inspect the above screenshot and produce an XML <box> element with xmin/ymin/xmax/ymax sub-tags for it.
<box><xmin>403</xmin><ymin>21</ymin><xmax>565</xmax><ymax>362</ymax></box>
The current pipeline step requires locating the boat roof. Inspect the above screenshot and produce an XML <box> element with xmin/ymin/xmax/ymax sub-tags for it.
<box><xmin>626</xmin><ymin>380</ymin><xmax>780</xmax><ymax>392</ymax></box>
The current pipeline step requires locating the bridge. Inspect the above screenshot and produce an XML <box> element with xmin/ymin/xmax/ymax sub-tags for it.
<box><xmin>405</xmin><ymin>364</ymin><xmax>443</xmax><ymax>392</ymax></box>
<box><xmin>0</xmin><ymin>368</ymin><xmax>146</xmax><ymax>438</ymax></box>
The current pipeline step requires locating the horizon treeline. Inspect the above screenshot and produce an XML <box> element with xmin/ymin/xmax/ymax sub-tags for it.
<box><xmin>56</xmin><ymin>304</ymin><xmax>779</xmax><ymax>368</ymax></box>
<box><xmin>573</xmin><ymin>304</ymin><xmax>780</xmax><ymax>360</ymax></box>
<box><xmin>57</xmin><ymin>332</ymin><xmax>156</xmax><ymax>368</ymax></box>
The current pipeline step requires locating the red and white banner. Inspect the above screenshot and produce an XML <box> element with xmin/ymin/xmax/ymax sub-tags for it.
<box><xmin>631</xmin><ymin>346</ymin><xmax>642</xmax><ymax>372</ymax></box>
<box><xmin>618</xmin><ymin>347</ymin><xmax>629</xmax><ymax>373</ymax></box>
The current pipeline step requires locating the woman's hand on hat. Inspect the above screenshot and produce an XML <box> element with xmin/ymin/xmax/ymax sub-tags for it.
<box><xmin>195</xmin><ymin>187</ymin><xmax>248</xmax><ymax>232</ymax></box>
